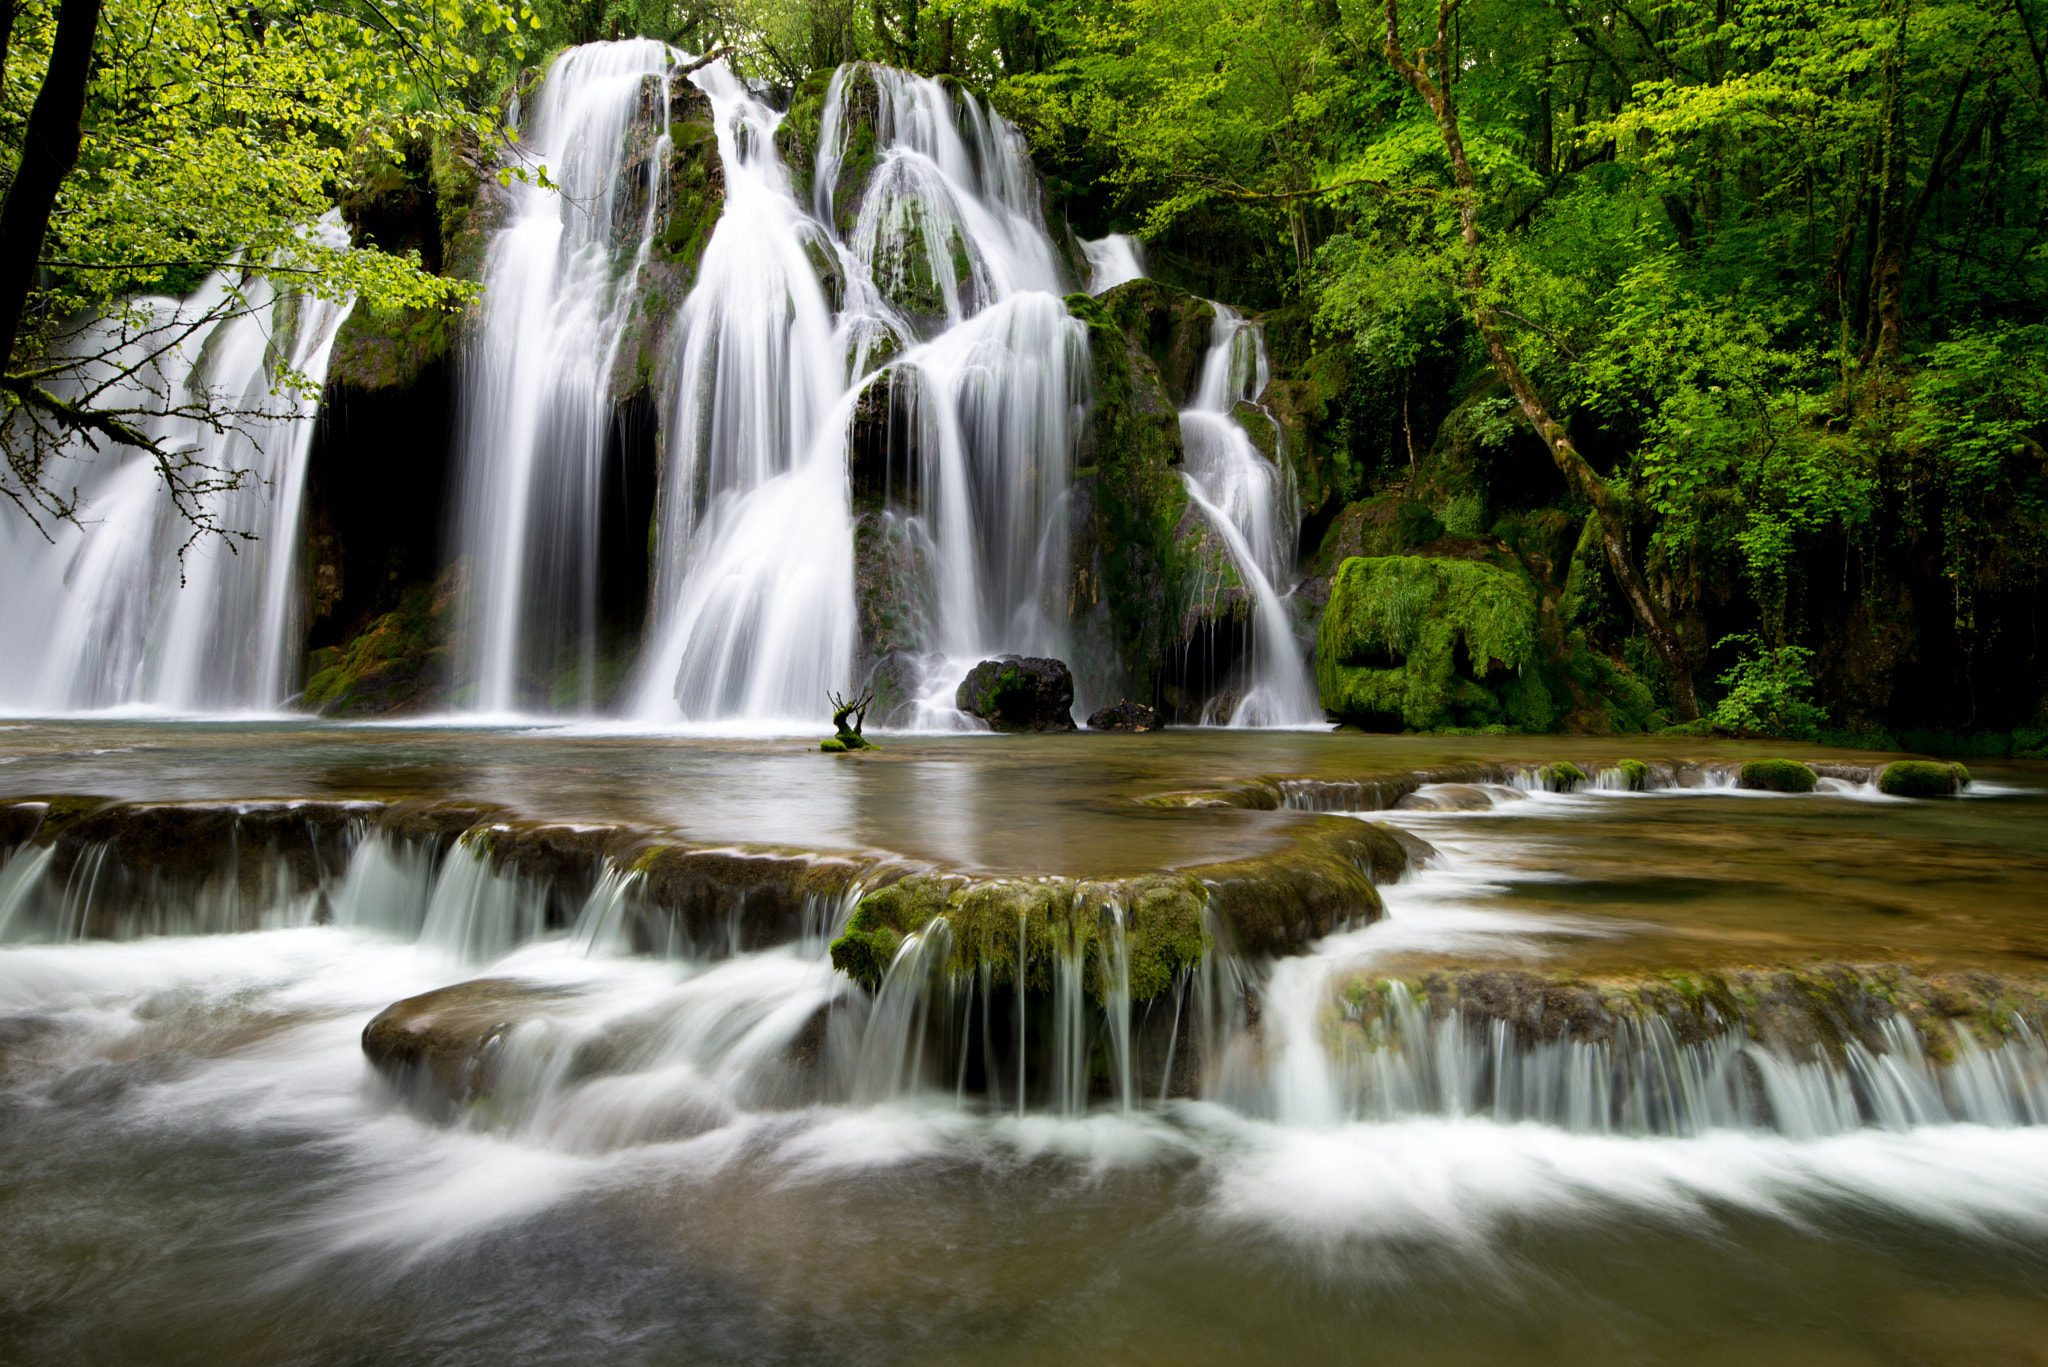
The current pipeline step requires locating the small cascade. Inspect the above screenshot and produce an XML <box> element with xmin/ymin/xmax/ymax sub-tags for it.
<box><xmin>1300</xmin><ymin>984</ymin><xmax>2048</xmax><ymax>1137</ymax></box>
<box><xmin>632</xmin><ymin>61</ymin><xmax>1083</xmax><ymax>726</ymax></box>
<box><xmin>1080</xmin><ymin>233</ymin><xmax>1147</xmax><ymax>294</ymax></box>
<box><xmin>1177</xmin><ymin>307</ymin><xmax>1321</xmax><ymax>726</ymax></box>
<box><xmin>0</xmin><ymin>224</ymin><xmax>354</xmax><ymax>715</ymax></box>
<box><xmin>452</xmin><ymin>40</ymin><xmax>680</xmax><ymax>714</ymax></box>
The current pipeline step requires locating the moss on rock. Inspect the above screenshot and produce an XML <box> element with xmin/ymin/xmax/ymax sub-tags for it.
<box><xmin>300</xmin><ymin>566</ymin><xmax>463</xmax><ymax>717</ymax></box>
<box><xmin>829</xmin><ymin>817</ymin><xmax>1405</xmax><ymax>1000</ymax></box>
<box><xmin>1739</xmin><ymin>758</ymin><xmax>1818</xmax><ymax>793</ymax></box>
<box><xmin>1878</xmin><ymin>760</ymin><xmax>1970</xmax><ymax>798</ymax></box>
<box><xmin>1316</xmin><ymin>555</ymin><xmax>1541</xmax><ymax>731</ymax></box>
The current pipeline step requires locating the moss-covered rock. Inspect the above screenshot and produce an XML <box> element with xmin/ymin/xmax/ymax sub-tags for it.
<box><xmin>300</xmin><ymin>566</ymin><xmax>464</xmax><ymax>717</ymax></box>
<box><xmin>1317</xmin><ymin>555</ymin><xmax>1545</xmax><ymax>731</ymax></box>
<box><xmin>830</xmin><ymin>817</ymin><xmax>1405</xmax><ymax>1000</ymax></box>
<box><xmin>1878</xmin><ymin>760</ymin><xmax>1970</xmax><ymax>798</ymax></box>
<box><xmin>1063</xmin><ymin>287</ymin><xmax>1195</xmax><ymax>704</ymax></box>
<box><xmin>955</xmin><ymin>656</ymin><xmax>1076</xmax><ymax>732</ymax></box>
<box><xmin>327</xmin><ymin>301</ymin><xmax>458</xmax><ymax>393</ymax></box>
<box><xmin>1738</xmin><ymin>758</ymin><xmax>1818</xmax><ymax>793</ymax></box>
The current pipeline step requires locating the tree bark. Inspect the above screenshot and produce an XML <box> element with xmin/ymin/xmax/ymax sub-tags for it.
<box><xmin>1382</xmin><ymin>0</ymin><xmax>1701</xmax><ymax>718</ymax></box>
<box><xmin>0</xmin><ymin>0</ymin><xmax>101</xmax><ymax>375</ymax></box>
<box><xmin>1865</xmin><ymin>0</ymin><xmax>1912</xmax><ymax>365</ymax></box>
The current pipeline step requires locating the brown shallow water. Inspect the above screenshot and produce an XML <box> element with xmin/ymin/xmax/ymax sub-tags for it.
<box><xmin>0</xmin><ymin>717</ymin><xmax>2009</xmax><ymax>871</ymax></box>
<box><xmin>1367</xmin><ymin>779</ymin><xmax>2048</xmax><ymax>978</ymax></box>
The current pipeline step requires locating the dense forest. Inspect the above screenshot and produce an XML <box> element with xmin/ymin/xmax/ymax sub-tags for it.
<box><xmin>3</xmin><ymin>0</ymin><xmax>2045</xmax><ymax>750</ymax></box>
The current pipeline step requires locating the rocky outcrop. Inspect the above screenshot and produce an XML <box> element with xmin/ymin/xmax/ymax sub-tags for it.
<box><xmin>1086</xmin><ymin>699</ymin><xmax>1158</xmax><ymax>731</ymax></box>
<box><xmin>955</xmin><ymin>656</ymin><xmax>1077</xmax><ymax>732</ymax></box>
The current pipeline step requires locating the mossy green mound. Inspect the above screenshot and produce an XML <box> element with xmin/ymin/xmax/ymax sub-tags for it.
<box><xmin>1738</xmin><ymin>758</ymin><xmax>1817</xmax><ymax>793</ymax></box>
<box><xmin>1878</xmin><ymin>760</ymin><xmax>1970</xmax><ymax>798</ymax></box>
<box><xmin>830</xmin><ymin>819</ymin><xmax>1406</xmax><ymax>1001</ymax></box>
<box><xmin>1536</xmin><ymin>761</ymin><xmax>1587</xmax><ymax>792</ymax></box>
<box><xmin>1615</xmin><ymin>759</ymin><xmax>1650</xmax><ymax>791</ymax></box>
<box><xmin>1317</xmin><ymin>555</ymin><xmax>1544</xmax><ymax>731</ymax></box>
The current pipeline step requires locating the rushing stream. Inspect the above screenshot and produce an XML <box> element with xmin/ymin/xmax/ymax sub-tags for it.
<box><xmin>2</xmin><ymin>724</ymin><xmax>2047</xmax><ymax>1363</ymax></box>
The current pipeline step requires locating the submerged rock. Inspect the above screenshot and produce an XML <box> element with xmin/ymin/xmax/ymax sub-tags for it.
<box><xmin>361</xmin><ymin>978</ymin><xmax>575</xmax><ymax>1111</ymax></box>
<box><xmin>1086</xmin><ymin>699</ymin><xmax>1158</xmax><ymax>732</ymax></box>
<box><xmin>955</xmin><ymin>655</ymin><xmax>1077</xmax><ymax>732</ymax></box>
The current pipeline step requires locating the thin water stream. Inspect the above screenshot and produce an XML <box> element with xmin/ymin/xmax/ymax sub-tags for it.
<box><xmin>3</xmin><ymin>724</ymin><xmax>2048</xmax><ymax>1363</ymax></box>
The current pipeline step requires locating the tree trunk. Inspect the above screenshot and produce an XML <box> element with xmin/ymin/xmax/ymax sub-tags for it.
<box><xmin>1866</xmin><ymin>0</ymin><xmax>1912</xmax><ymax>366</ymax></box>
<box><xmin>1382</xmin><ymin>0</ymin><xmax>1701</xmax><ymax>718</ymax></box>
<box><xmin>0</xmin><ymin>0</ymin><xmax>100</xmax><ymax>375</ymax></box>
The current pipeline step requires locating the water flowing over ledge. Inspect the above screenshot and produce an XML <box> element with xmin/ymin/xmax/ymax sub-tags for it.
<box><xmin>4</xmin><ymin>761</ymin><xmax>2043</xmax><ymax>1138</ymax></box>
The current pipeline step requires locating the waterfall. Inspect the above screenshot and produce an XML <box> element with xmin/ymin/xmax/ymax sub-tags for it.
<box><xmin>1080</xmin><ymin>233</ymin><xmax>1146</xmax><ymax>293</ymax></box>
<box><xmin>451</xmin><ymin>40</ymin><xmax>680</xmax><ymax>715</ymax></box>
<box><xmin>630</xmin><ymin>62</ymin><xmax>1083</xmax><ymax>726</ymax></box>
<box><xmin>1177</xmin><ymin>306</ymin><xmax>1321</xmax><ymax>727</ymax></box>
<box><xmin>0</xmin><ymin>223</ymin><xmax>353</xmax><ymax>715</ymax></box>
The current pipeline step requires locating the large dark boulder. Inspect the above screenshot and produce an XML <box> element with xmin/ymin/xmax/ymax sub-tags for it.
<box><xmin>955</xmin><ymin>656</ymin><xmax>1077</xmax><ymax>732</ymax></box>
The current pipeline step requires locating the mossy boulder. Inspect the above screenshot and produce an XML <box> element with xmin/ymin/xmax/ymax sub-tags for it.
<box><xmin>1878</xmin><ymin>760</ymin><xmax>1970</xmax><ymax>798</ymax></box>
<box><xmin>327</xmin><ymin>301</ymin><xmax>458</xmax><ymax>393</ymax></box>
<box><xmin>956</xmin><ymin>656</ymin><xmax>1076</xmax><ymax>732</ymax></box>
<box><xmin>1738</xmin><ymin>758</ymin><xmax>1818</xmax><ymax>793</ymax></box>
<box><xmin>1317</xmin><ymin>555</ymin><xmax>1546</xmax><ymax>731</ymax></box>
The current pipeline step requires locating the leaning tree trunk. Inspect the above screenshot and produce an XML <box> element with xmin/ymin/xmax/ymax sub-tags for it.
<box><xmin>1381</xmin><ymin>0</ymin><xmax>1700</xmax><ymax>719</ymax></box>
<box><xmin>0</xmin><ymin>0</ymin><xmax>100</xmax><ymax>375</ymax></box>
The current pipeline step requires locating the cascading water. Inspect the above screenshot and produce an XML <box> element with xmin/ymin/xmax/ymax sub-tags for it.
<box><xmin>452</xmin><ymin>39</ymin><xmax>680</xmax><ymax>715</ymax></box>
<box><xmin>1080</xmin><ymin>233</ymin><xmax>1147</xmax><ymax>294</ymax></box>
<box><xmin>1178</xmin><ymin>306</ymin><xmax>1321</xmax><ymax>727</ymax></box>
<box><xmin>629</xmin><ymin>61</ymin><xmax>1084</xmax><ymax>726</ymax></box>
<box><xmin>0</xmin><ymin>225</ymin><xmax>353</xmax><ymax>715</ymax></box>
